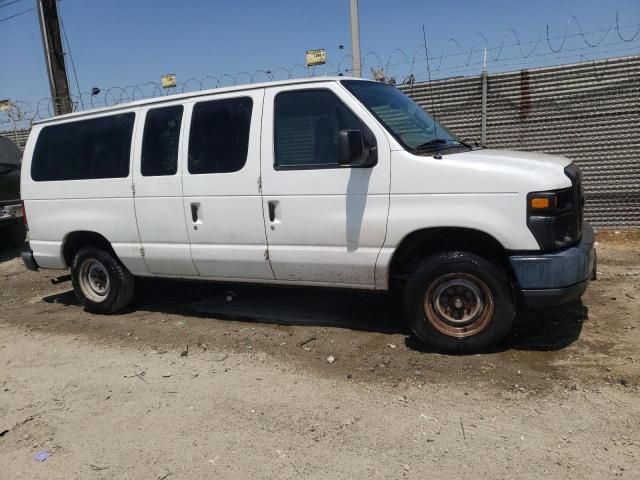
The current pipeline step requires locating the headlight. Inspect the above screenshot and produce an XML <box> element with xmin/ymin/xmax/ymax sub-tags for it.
<box><xmin>527</xmin><ymin>186</ymin><xmax>579</xmax><ymax>251</ymax></box>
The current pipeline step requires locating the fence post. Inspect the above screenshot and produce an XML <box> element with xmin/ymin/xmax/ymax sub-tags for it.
<box><xmin>9</xmin><ymin>105</ymin><xmax>20</xmax><ymax>148</ymax></box>
<box><xmin>481</xmin><ymin>49</ymin><xmax>488</xmax><ymax>147</ymax></box>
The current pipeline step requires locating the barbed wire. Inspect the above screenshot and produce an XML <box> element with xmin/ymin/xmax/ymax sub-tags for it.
<box><xmin>2</xmin><ymin>11</ymin><xmax>639</xmax><ymax>130</ymax></box>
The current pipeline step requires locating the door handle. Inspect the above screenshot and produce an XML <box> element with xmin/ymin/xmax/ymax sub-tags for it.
<box><xmin>191</xmin><ymin>203</ymin><xmax>200</xmax><ymax>223</ymax></box>
<box><xmin>267</xmin><ymin>200</ymin><xmax>280</xmax><ymax>227</ymax></box>
<box><xmin>268</xmin><ymin>201</ymin><xmax>276</xmax><ymax>222</ymax></box>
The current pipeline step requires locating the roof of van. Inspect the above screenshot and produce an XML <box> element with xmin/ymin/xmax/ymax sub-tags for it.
<box><xmin>34</xmin><ymin>76</ymin><xmax>373</xmax><ymax>125</ymax></box>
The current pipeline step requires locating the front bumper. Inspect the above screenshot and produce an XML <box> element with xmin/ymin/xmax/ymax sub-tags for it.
<box><xmin>509</xmin><ymin>223</ymin><xmax>596</xmax><ymax>308</ymax></box>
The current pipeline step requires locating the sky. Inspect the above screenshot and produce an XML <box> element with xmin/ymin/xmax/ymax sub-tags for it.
<box><xmin>0</xmin><ymin>0</ymin><xmax>639</xmax><ymax>104</ymax></box>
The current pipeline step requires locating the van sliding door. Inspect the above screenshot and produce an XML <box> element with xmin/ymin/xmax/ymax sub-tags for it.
<box><xmin>181</xmin><ymin>89</ymin><xmax>274</xmax><ymax>281</ymax></box>
<box><xmin>132</xmin><ymin>103</ymin><xmax>198</xmax><ymax>276</ymax></box>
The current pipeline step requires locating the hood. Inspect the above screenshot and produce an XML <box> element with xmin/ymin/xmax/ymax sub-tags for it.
<box><xmin>391</xmin><ymin>147</ymin><xmax>575</xmax><ymax>195</ymax></box>
<box><xmin>461</xmin><ymin>149</ymin><xmax>572</xmax><ymax>170</ymax></box>
<box><xmin>439</xmin><ymin>149</ymin><xmax>574</xmax><ymax>190</ymax></box>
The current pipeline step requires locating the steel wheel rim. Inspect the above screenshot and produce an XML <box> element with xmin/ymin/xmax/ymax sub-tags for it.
<box><xmin>78</xmin><ymin>258</ymin><xmax>110</xmax><ymax>303</ymax></box>
<box><xmin>424</xmin><ymin>273</ymin><xmax>494</xmax><ymax>338</ymax></box>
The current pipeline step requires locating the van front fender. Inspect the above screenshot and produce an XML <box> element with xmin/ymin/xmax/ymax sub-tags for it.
<box><xmin>374</xmin><ymin>194</ymin><xmax>539</xmax><ymax>289</ymax></box>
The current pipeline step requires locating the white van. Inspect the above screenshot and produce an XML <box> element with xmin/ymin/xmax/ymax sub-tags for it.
<box><xmin>20</xmin><ymin>77</ymin><xmax>595</xmax><ymax>352</ymax></box>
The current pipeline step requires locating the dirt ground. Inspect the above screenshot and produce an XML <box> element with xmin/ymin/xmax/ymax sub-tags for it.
<box><xmin>0</xmin><ymin>237</ymin><xmax>639</xmax><ymax>479</ymax></box>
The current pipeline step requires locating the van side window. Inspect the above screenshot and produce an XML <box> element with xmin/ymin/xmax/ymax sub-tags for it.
<box><xmin>274</xmin><ymin>89</ymin><xmax>376</xmax><ymax>169</ymax></box>
<box><xmin>188</xmin><ymin>97</ymin><xmax>253</xmax><ymax>174</ymax></box>
<box><xmin>141</xmin><ymin>105</ymin><xmax>183</xmax><ymax>176</ymax></box>
<box><xmin>31</xmin><ymin>113</ymin><xmax>135</xmax><ymax>182</ymax></box>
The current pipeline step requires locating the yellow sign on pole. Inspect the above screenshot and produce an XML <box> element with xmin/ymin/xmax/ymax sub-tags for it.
<box><xmin>305</xmin><ymin>49</ymin><xmax>326</xmax><ymax>67</ymax></box>
<box><xmin>161</xmin><ymin>74</ymin><xmax>177</xmax><ymax>89</ymax></box>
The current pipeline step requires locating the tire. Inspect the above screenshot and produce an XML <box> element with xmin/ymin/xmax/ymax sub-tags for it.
<box><xmin>70</xmin><ymin>246</ymin><xmax>135</xmax><ymax>314</ymax></box>
<box><xmin>404</xmin><ymin>251</ymin><xmax>515</xmax><ymax>353</ymax></box>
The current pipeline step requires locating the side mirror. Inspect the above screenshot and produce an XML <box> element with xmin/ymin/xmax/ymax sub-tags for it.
<box><xmin>338</xmin><ymin>129</ymin><xmax>364</xmax><ymax>165</ymax></box>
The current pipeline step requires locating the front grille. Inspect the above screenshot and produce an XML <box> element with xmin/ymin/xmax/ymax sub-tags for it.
<box><xmin>564</xmin><ymin>163</ymin><xmax>584</xmax><ymax>241</ymax></box>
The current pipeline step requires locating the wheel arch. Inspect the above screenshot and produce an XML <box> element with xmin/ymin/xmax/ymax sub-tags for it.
<box><xmin>388</xmin><ymin>227</ymin><xmax>515</xmax><ymax>287</ymax></box>
<box><xmin>62</xmin><ymin>231</ymin><xmax>118</xmax><ymax>267</ymax></box>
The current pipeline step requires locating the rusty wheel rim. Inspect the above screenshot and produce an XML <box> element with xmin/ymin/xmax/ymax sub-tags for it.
<box><xmin>423</xmin><ymin>273</ymin><xmax>495</xmax><ymax>338</ymax></box>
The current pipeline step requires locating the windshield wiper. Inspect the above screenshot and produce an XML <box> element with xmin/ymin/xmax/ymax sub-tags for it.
<box><xmin>415</xmin><ymin>139</ymin><xmax>469</xmax><ymax>152</ymax></box>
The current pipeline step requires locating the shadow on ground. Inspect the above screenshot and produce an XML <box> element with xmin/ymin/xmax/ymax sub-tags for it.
<box><xmin>0</xmin><ymin>242</ymin><xmax>26</xmax><ymax>264</ymax></box>
<box><xmin>43</xmin><ymin>277</ymin><xmax>585</xmax><ymax>353</ymax></box>
<box><xmin>510</xmin><ymin>302</ymin><xmax>587</xmax><ymax>351</ymax></box>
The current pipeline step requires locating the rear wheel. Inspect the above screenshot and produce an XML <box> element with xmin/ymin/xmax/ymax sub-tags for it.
<box><xmin>71</xmin><ymin>246</ymin><xmax>135</xmax><ymax>313</ymax></box>
<box><xmin>404</xmin><ymin>251</ymin><xmax>514</xmax><ymax>353</ymax></box>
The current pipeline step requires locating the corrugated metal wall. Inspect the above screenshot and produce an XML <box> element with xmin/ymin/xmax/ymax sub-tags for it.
<box><xmin>401</xmin><ymin>55</ymin><xmax>640</xmax><ymax>229</ymax></box>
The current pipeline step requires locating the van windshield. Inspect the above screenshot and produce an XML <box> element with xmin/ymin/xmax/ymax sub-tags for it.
<box><xmin>341</xmin><ymin>80</ymin><xmax>468</xmax><ymax>154</ymax></box>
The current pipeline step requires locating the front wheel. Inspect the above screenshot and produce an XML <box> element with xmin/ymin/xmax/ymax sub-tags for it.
<box><xmin>404</xmin><ymin>252</ymin><xmax>515</xmax><ymax>353</ymax></box>
<box><xmin>71</xmin><ymin>246</ymin><xmax>135</xmax><ymax>314</ymax></box>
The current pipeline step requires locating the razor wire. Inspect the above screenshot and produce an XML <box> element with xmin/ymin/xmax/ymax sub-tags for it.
<box><xmin>1</xmin><ymin>11</ymin><xmax>639</xmax><ymax>130</ymax></box>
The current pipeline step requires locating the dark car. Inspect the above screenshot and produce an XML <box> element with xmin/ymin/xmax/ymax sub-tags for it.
<box><xmin>0</xmin><ymin>135</ymin><xmax>25</xmax><ymax>249</ymax></box>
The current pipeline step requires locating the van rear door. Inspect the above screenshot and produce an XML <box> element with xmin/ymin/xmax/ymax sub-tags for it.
<box><xmin>132</xmin><ymin>103</ymin><xmax>198</xmax><ymax>276</ymax></box>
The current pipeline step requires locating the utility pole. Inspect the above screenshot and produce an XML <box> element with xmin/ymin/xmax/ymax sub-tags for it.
<box><xmin>349</xmin><ymin>0</ymin><xmax>361</xmax><ymax>78</ymax></box>
<box><xmin>37</xmin><ymin>0</ymin><xmax>72</xmax><ymax>115</ymax></box>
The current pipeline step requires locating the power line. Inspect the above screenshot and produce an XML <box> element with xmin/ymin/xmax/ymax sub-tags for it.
<box><xmin>0</xmin><ymin>0</ymin><xmax>23</xmax><ymax>10</ymax></box>
<box><xmin>59</xmin><ymin>11</ymin><xmax>83</xmax><ymax>109</ymax></box>
<box><xmin>0</xmin><ymin>6</ymin><xmax>33</xmax><ymax>23</ymax></box>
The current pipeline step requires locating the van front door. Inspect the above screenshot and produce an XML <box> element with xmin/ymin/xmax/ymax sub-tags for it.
<box><xmin>260</xmin><ymin>83</ymin><xmax>390</xmax><ymax>288</ymax></box>
<box><xmin>133</xmin><ymin>104</ymin><xmax>198</xmax><ymax>276</ymax></box>
<box><xmin>182</xmin><ymin>90</ymin><xmax>274</xmax><ymax>280</ymax></box>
